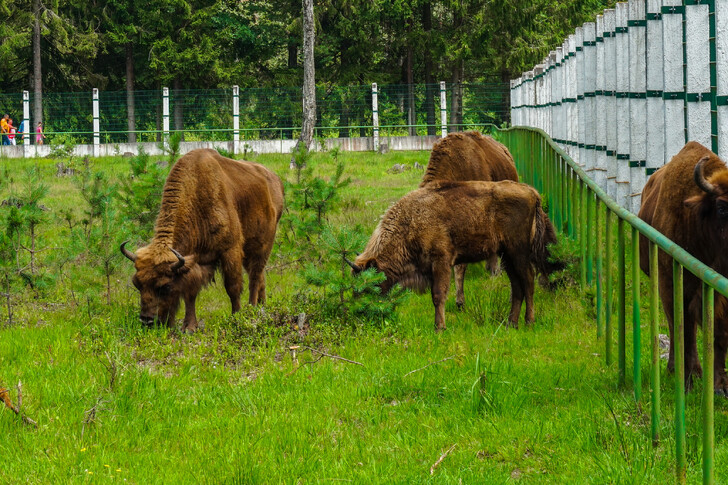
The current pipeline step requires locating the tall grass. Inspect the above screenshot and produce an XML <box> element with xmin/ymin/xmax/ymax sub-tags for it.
<box><xmin>0</xmin><ymin>149</ymin><xmax>722</xmax><ymax>483</ymax></box>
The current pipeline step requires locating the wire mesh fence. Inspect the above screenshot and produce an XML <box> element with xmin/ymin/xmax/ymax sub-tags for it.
<box><xmin>0</xmin><ymin>83</ymin><xmax>509</xmax><ymax>148</ymax></box>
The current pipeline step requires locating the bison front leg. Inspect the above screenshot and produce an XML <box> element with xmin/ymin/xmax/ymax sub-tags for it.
<box><xmin>454</xmin><ymin>264</ymin><xmax>467</xmax><ymax>309</ymax></box>
<box><xmin>431</xmin><ymin>262</ymin><xmax>452</xmax><ymax>332</ymax></box>
<box><xmin>715</xmin><ymin>323</ymin><xmax>728</xmax><ymax>396</ymax></box>
<box><xmin>523</xmin><ymin>265</ymin><xmax>536</xmax><ymax>325</ymax></box>
<box><xmin>502</xmin><ymin>256</ymin><xmax>526</xmax><ymax>329</ymax></box>
<box><xmin>182</xmin><ymin>292</ymin><xmax>200</xmax><ymax>333</ymax></box>
<box><xmin>221</xmin><ymin>249</ymin><xmax>243</xmax><ymax>314</ymax></box>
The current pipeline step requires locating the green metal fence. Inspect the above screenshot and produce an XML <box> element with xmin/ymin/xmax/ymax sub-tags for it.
<box><xmin>499</xmin><ymin>126</ymin><xmax>728</xmax><ymax>484</ymax></box>
<box><xmin>0</xmin><ymin>83</ymin><xmax>509</xmax><ymax>145</ymax></box>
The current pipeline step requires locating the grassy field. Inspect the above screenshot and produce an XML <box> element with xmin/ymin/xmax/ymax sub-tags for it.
<box><xmin>0</xmin><ymin>148</ymin><xmax>725</xmax><ymax>483</ymax></box>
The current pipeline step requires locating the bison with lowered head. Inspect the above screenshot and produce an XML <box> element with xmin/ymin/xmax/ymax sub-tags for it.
<box><xmin>350</xmin><ymin>180</ymin><xmax>562</xmax><ymax>331</ymax></box>
<box><xmin>121</xmin><ymin>148</ymin><xmax>284</xmax><ymax>333</ymax></box>
<box><xmin>420</xmin><ymin>131</ymin><xmax>519</xmax><ymax>308</ymax></box>
<box><xmin>638</xmin><ymin>141</ymin><xmax>728</xmax><ymax>394</ymax></box>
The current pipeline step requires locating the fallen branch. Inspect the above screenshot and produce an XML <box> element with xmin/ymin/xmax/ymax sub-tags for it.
<box><xmin>430</xmin><ymin>443</ymin><xmax>456</xmax><ymax>475</ymax></box>
<box><xmin>302</xmin><ymin>346</ymin><xmax>364</xmax><ymax>366</ymax></box>
<box><xmin>0</xmin><ymin>383</ymin><xmax>38</xmax><ymax>428</ymax></box>
<box><xmin>403</xmin><ymin>356</ymin><xmax>455</xmax><ymax>378</ymax></box>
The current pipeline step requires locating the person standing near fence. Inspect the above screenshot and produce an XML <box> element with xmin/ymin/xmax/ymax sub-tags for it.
<box><xmin>8</xmin><ymin>119</ymin><xmax>16</xmax><ymax>145</ymax></box>
<box><xmin>0</xmin><ymin>114</ymin><xmax>8</xmax><ymax>145</ymax></box>
<box><xmin>17</xmin><ymin>120</ymin><xmax>24</xmax><ymax>145</ymax></box>
<box><xmin>36</xmin><ymin>122</ymin><xmax>45</xmax><ymax>145</ymax></box>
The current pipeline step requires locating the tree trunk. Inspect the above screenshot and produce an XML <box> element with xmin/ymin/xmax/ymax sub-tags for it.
<box><xmin>126</xmin><ymin>43</ymin><xmax>137</xmax><ymax>143</ymax></box>
<box><xmin>288</xmin><ymin>42</ymin><xmax>298</xmax><ymax>68</ymax></box>
<box><xmin>422</xmin><ymin>1</ymin><xmax>436</xmax><ymax>135</ymax></box>
<box><xmin>32</xmin><ymin>0</ymin><xmax>42</xmax><ymax>131</ymax></box>
<box><xmin>173</xmin><ymin>77</ymin><xmax>184</xmax><ymax>141</ymax></box>
<box><xmin>406</xmin><ymin>45</ymin><xmax>416</xmax><ymax>136</ymax></box>
<box><xmin>292</xmin><ymin>0</ymin><xmax>316</xmax><ymax>167</ymax></box>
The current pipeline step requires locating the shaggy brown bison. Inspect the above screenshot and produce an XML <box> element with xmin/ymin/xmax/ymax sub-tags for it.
<box><xmin>638</xmin><ymin>141</ymin><xmax>728</xmax><ymax>394</ymax></box>
<box><xmin>420</xmin><ymin>131</ymin><xmax>519</xmax><ymax>308</ymax></box>
<box><xmin>349</xmin><ymin>180</ymin><xmax>562</xmax><ymax>331</ymax></box>
<box><xmin>121</xmin><ymin>148</ymin><xmax>284</xmax><ymax>333</ymax></box>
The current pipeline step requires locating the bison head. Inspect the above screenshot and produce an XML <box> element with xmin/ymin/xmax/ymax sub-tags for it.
<box><xmin>121</xmin><ymin>241</ymin><xmax>195</xmax><ymax>326</ymax></box>
<box><xmin>685</xmin><ymin>156</ymin><xmax>728</xmax><ymax>221</ymax></box>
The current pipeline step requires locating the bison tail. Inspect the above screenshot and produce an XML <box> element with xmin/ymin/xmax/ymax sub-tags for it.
<box><xmin>531</xmin><ymin>205</ymin><xmax>565</xmax><ymax>276</ymax></box>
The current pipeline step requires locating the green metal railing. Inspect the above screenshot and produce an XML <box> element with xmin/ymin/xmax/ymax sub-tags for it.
<box><xmin>500</xmin><ymin>126</ymin><xmax>728</xmax><ymax>485</ymax></box>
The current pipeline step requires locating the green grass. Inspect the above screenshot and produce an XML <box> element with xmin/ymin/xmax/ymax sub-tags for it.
<box><xmin>0</xmin><ymin>149</ymin><xmax>723</xmax><ymax>483</ymax></box>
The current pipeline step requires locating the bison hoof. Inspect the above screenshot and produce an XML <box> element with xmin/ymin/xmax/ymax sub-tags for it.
<box><xmin>456</xmin><ymin>301</ymin><xmax>464</xmax><ymax>310</ymax></box>
<box><xmin>715</xmin><ymin>375</ymin><xmax>728</xmax><ymax>397</ymax></box>
<box><xmin>183</xmin><ymin>319</ymin><xmax>205</xmax><ymax>334</ymax></box>
<box><xmin>506</xmin><ymin>321</ymin><xmax>518</xmax><ymax>329</ymax></box>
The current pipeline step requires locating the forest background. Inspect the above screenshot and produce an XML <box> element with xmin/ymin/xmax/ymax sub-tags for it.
<box><xmin>1</xmin><ymin>0</ymin><xmax>618</xmax><ymax>123</ymax></box>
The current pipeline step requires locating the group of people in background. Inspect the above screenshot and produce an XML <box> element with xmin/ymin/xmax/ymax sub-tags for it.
<box><xmin>0</xmin><ymin>114</ymin><xmax>45</xmax><ymax>146</ymax></box>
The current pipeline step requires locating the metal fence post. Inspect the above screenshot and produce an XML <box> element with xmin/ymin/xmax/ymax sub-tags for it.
<box><xmin>702</xmin><ymin>282</ymin><xmax>715</xmax><ymax>484</ymax></box>
<box><xmin>631</xmin><ymin>225</ymin><xmax>641</xmax><ymax>401</ymax></box>
<box><xmin>649</xmin><ymin>241</ymin><xmax>660</xmax><ymax>445</ymax></box>
<box><xmin>92</xmin><ymin>88</ymin><xmax>100</xmax><ymax>157</ymax></box>
<box><xmin>162</xmin><ymin>87</ymin><xmax>170</xmax><ymax>143</ymax></box>
<box><xmin>618</xmin><ymin>216</ymin><xmax>626</xmax><ymax>386</ymax></box>
<box><xmin>372</xmin><ymin>83</ymin><xmax>379</xmax><ymax>152</ymax></box>
<box><xmin>22</xmin><ymin>91</ymin><xmax>30</xmax><ymax>157</ymax></box>
<box><xmin>606</xmin><ymin>209</ymin><xmax>613</xmax><ymax>366</ymax></box>
<box><xmin>674</xmin><ymin>260</ymin><xmax>686</xmax><ymax>484</ymax></box>
<box><xmin>233</xmin><ymin>85</ymin><xmax>240</xmax><ymax>154</ymax></box>
<box><xmin>440</xmin><ymin>81</ymin><xmax>447</xmax><ymax>137</ymax></box>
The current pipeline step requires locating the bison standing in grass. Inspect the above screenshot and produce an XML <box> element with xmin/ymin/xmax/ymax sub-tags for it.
<box><xmin>420</xmin><ymin>131</ymin><xmax>519</xmax><ymax>308</ymax></box>
<box><xmin>121</xmin><ymin>148</ymin><xmax>284</xmax><ymax>333</ymax></box>
<box><xmin>639</xmin><ymin>141</ymin><xmax>728</xmax><ymax>394</ymax></box>
<box><xmin>350</xmin><ymin>180</ymin><xmax>562</xmax><ymax>331</ymax></box>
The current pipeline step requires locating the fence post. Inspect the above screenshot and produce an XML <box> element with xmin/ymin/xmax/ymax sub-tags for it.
<box><xmin>595</xmin><ymin>14</ymin><xmax>608</xmax><ymax>192</ymax></box>
<box><xmin>627</xmin><ymin>0</ymin><xmax>647</xmax><ymax>214</ymax></box>
<box><xmin>615</xmin><ymin>2</ymin><xmax>631</xmax><ymax>209</ymax></box>
<box><xmin>440</xmin><ymin>81</ymin><xmax>447</xmax><ymax>137</ymax></box>
<box><xmin>232</xmin><ymin>85</ymin><xmax>240</xmax><ymax>154</ymax></box>
<box><xmin>717</xmin><ymin>0</ymin><xmax>728</xmax><ymax>161</ymax></box>
<box><xmin>662</xmin><ymin>0</ymin><xmax>686</xmax><ymax>162</ymax></box>
<box><xmin>685</xmin><ymin>0</ymin><xmax>712</xmax><ymax>148</ymax></box>
<box><xmin>372</xmin><ymin>83</ymin><xmax>379</xmax><ymax>151</ymax></box>
<box><xmin>584</xmin><ymin>22</ymin><xmax>597</xmax><ymax>177</ymax></box>
<box><xmin>574</xmin><ymin>31</ymin><xmax>584</xmax><ymax>165</ymax></box>
<box><xmin>162</xmin><ymin>87</ymin><xmax>170</xmax><ymax>143</ymax></box>
<box><xmin>554</xmin><ymin>47</ymin><xmax>564</xmax><ymax>147</ymax></box>
<box><xmin>22</xmin><ymin>91</ymin><xmax>29</xmax><ymax>157</ymax></box>
<box><xmin>646</xmin><ymin>0</ymin><xmax>665</xmax><ymax>183</ymax></box>
<box><xmin>565</xmin><ymin>36</ymin><xmax>576</xmax><ymax>161</ymax></box>
<box><xmin>604</xmin><ymin>8</ymin><xmax>618</xmax><ymax>200</ymax></box>
<box><xmin>92</xmin><ymin>88</ymin><xmax>100</xmax><ymax>157</ymax></box>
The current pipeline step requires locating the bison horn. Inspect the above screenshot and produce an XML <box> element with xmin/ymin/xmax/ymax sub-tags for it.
<box><xmin>344</xmin><ymin>256</ymin><xmax>361</xmax><ymax>272</ymax></box>
<box><xmin>695</xmin><ymin>156</ymin><xmax>718</xmax><ymax>195</ymax></box>
<box><xmin>170</xmin><ymin>248</ymin><xmax>186</xmax><ymax>271</ymax></box>
<box><xmin>120</xmin><ymin>241</ymin><xmax>137</xmax><ymax>262</ymax></box>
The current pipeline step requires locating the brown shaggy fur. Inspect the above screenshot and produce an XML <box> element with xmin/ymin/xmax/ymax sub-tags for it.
<box><xmin>123</xmin><ymin>149</ymin><xmax>284</xmax><ymax>332</ymax></box>
<box><xmin>638</xmin><ymin>141</ymin><xmax>728</xmax><ymax>394</ymax></box>
<box><xmin>419</xmin><ymin>131</ymin><xmax>519</xmax><ymax>308</ymax></box>
<box><xmin>354</xmin><ymin>180</ymin><xmax>560</xmax><ymax>331</ymax></box>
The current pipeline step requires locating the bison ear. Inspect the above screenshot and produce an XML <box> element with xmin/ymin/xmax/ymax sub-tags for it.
<box><xmin>684</xmin><ymin>194</ymin><xmax>713</xmax><ymax>217</ymax></box>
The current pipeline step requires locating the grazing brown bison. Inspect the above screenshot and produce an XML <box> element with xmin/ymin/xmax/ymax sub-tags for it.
<box><xmin>121</xmin><ymin>148</ymin><xmax>284</xmax><ymax>333</ymax></box>
<box><xmin>638</xmin><ymin>141</ymin><xmax>728</xmax><ymax>394</ymax></box>
<box><xmin>420</xmin><ymin>131</ymin><xmax>519</xmax><ymax>308</ymax></box>
<box><xmin>349</xmin><ymin>180</ymin><xmax>562</xmax><ymax>331</ymax></box>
